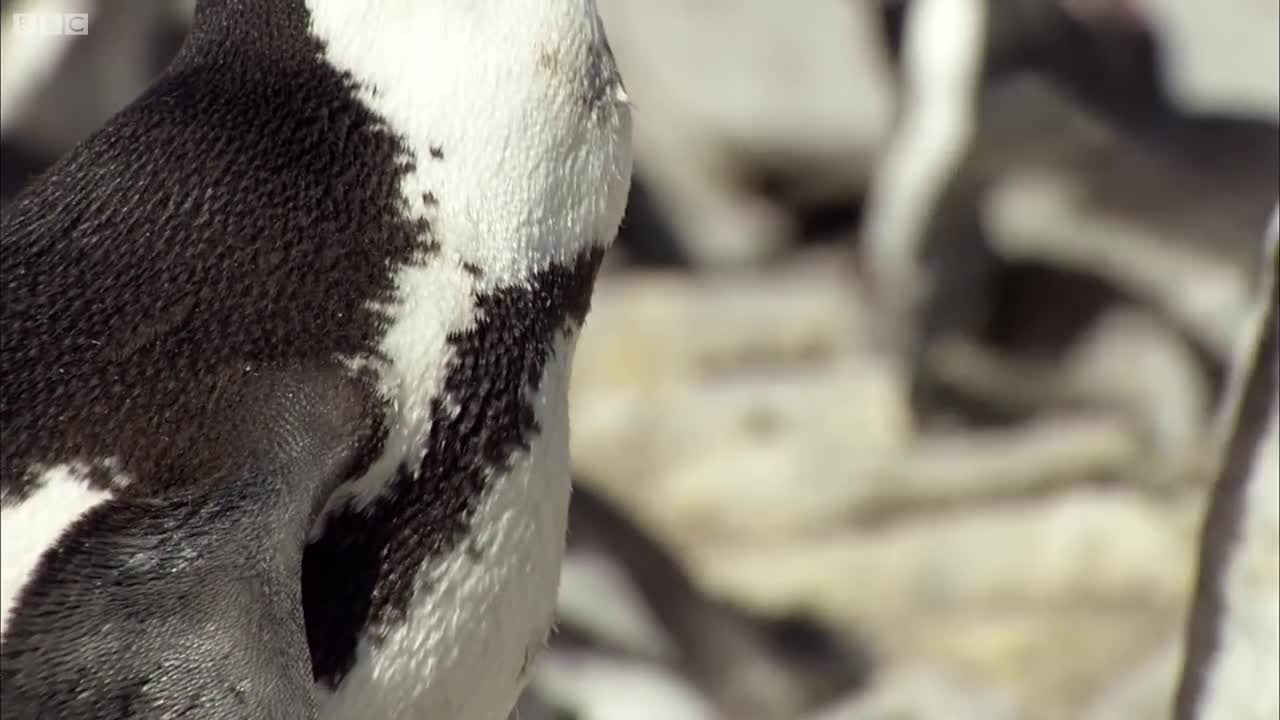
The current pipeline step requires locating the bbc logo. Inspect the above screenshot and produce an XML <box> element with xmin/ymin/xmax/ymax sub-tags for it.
<box><xmin>12</xmin><ymin>12</ymin><xmax>89</xmax><ymax>36</ymax></box>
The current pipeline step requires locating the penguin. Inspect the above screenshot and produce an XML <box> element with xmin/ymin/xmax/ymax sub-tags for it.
<box><xmin>0</xmin><ymin>0</ymin><xmax>633</xmax><ymax>718</ymax></box>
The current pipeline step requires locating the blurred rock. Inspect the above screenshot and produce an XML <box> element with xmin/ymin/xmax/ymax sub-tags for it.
<box><xmin>596</xmin><ymin>0</ymin><xmax>894</xmax><ymax>267</ymax></box>
<box><xmin>557</xmin><ymin>548</ymin><xmax>677</xmax><ymax>663</ymax></box>
<box><xmin>806</xmin><ymin>666</ymin><xmax>1024</xmax><ymax>720</ymax></box>
<box><xmin>926</xmin><ymin>307</ymin><xmax>1215</xmax><ymax>459</ymax></box>
<box><xmin>530</xmin><ymin>651</ymin><xmax>717</xmax><ymax>720</ymax></box>
<box><xmin>575</xmin><ymin>252</ymin><xmax>873</xmax><ymax>393</ymax></box>
<box><xmin>1141</xmin><ymin>0</ymin><xmax>1280</xmax><ymax>118</ymax></box>
<box><xmin>567</xmin><ymin>235</ymin><xmax>1225</xmax><ymax>713</ymax></box>
<box><xmin>571</xmin><ymin>253</ymin><xmax>905</xmax><ymax>536</ymax></box>
<box><xmin>1085</xmin><ymin>639</ymin><xmax>1180</xmax><ymax>720</ymax></box>
<box><xmin>984</xmin><ymin>168</ymin><xmax>1256</xmax><ymax>359</ymax></box>
<box><xmin>559</xmin><ymin>486</ymin><xmax>871</xmax><ymax>720</ymax></box>
<box><xmin>679</xmin><ymin>488</ymin><xmax>1203</xmax><ymax>710</ymax></box>
<box><xmin>690</xmin><ymin>488</ymin><xmax>1201</xmax><ymax>614</ymax></box>
<box><xmin>572</xmin><ymin>262</ymin><xmax>912</xmax><ymax>537</ymax></box>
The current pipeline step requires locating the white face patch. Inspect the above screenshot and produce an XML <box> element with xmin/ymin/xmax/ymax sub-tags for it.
<box><xmin>1</xmin><ymin>464</ymin><xmax>117</xmax><ymax>639</ymax></box>
<box><xmin>297</xmin><ymin>1</ymin><xmax>631</xmax><ymax>717</ymax></box>
<box><xmin>306</xmin><ymin>0</ymin><xmax>632</xmax><ymax>518</ymax></box>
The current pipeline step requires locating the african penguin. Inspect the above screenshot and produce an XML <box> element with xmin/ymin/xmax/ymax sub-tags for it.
<box><xmin>0</xmin><ymin>0</ymin><xmax>633</xmax><ymax>717</ymax></box>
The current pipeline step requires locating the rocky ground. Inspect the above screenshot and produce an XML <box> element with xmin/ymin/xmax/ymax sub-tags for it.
<box><xmin>546</xmin><ymin>247</ymin><xmax>1209</xmax><ymax>719</ymax></box>
<box><xmin>2</xmin><ymin>1</ymin><xmax>1276</xmax><ymax>718</ymax></box>
<box><xmin>522</xmin><ymin>2</ymin><xmax>1278</xmax><ymax>718</ymax></box>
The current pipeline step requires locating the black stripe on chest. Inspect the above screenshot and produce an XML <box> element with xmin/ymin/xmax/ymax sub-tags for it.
<box><xmin>302</xmin><ymin>247</ymin><xmax>603</xmax><ymax>688</ymax></box>
<box><xmin>0</xmin><ymin>0</ymin><xmax>425</xmax><ymax>498</ymax></box>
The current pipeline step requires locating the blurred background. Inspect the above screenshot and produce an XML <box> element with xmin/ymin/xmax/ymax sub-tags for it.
<box><xmin>2</xmin><ymin>1</ymin><xmax>1277</xmax><ymax>718</ymax></box>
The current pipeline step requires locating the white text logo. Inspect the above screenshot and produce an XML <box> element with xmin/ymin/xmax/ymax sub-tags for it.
<box><xmin>12</xmin><ymin>13</ymin><xmax>89</xmax><ymax>36</ymax></box>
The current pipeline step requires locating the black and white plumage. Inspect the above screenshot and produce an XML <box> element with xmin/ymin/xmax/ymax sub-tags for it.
<box><xmin>0</xmin><ymin>0</ymin><xmax>633</xmax><ymax>717</ymax></box>
<box><xmin>1</xmin><ymin>368</ymin><xmax>381</xmax><ymax>719</ymax></box>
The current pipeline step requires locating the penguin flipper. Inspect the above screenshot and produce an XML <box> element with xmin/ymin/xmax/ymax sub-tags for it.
<box><xmin>0</xmin><ymin>368</ymin><xmax>381</xmax><ymax>720</ymax></box>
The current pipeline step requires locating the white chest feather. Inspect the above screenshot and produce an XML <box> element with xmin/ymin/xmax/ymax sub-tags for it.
<box><xmin>320</xmin><ymin>339</ymin><xmax>577</xmax><ymax>720</ymax></box>
<box><xmin>0</xmin><ymin>465</ymin><xmax>115</xmax><ymax>637</ymax></box>
<box><xmin>301</xmin><ymin>1</ymin><xmax>631</xmax><ymax>718</ymax></box>
<box><xmin>309</xmin><ymin>0</ymin><xmax>631</xmax><ymax>506</ymax></box>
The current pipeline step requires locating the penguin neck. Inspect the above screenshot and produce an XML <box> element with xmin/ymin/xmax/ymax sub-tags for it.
<box><xmin>188</xmin><ymin>1</ymin><xmax>595</xmax><ymax>61</ymax></box>
<box><xmin>306</xmin><ymin>0</ymin><xmax>626</xmax><ymax>288</ymax></box>
<box><xmin>187</xmin><ymin>0</ymin><xmax>310</xmax><ymax>50</ymax></box>
<box><xmin>185</xmin><ymin>0</ymin><xmax>628</xmax><ymax>288</ymax></box>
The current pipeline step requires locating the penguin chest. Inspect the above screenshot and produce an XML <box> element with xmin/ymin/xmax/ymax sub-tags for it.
<box><xmin>312</xmin><ymin>334</ymin><xmax>577</xmax><ymax>720</ymax></box>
